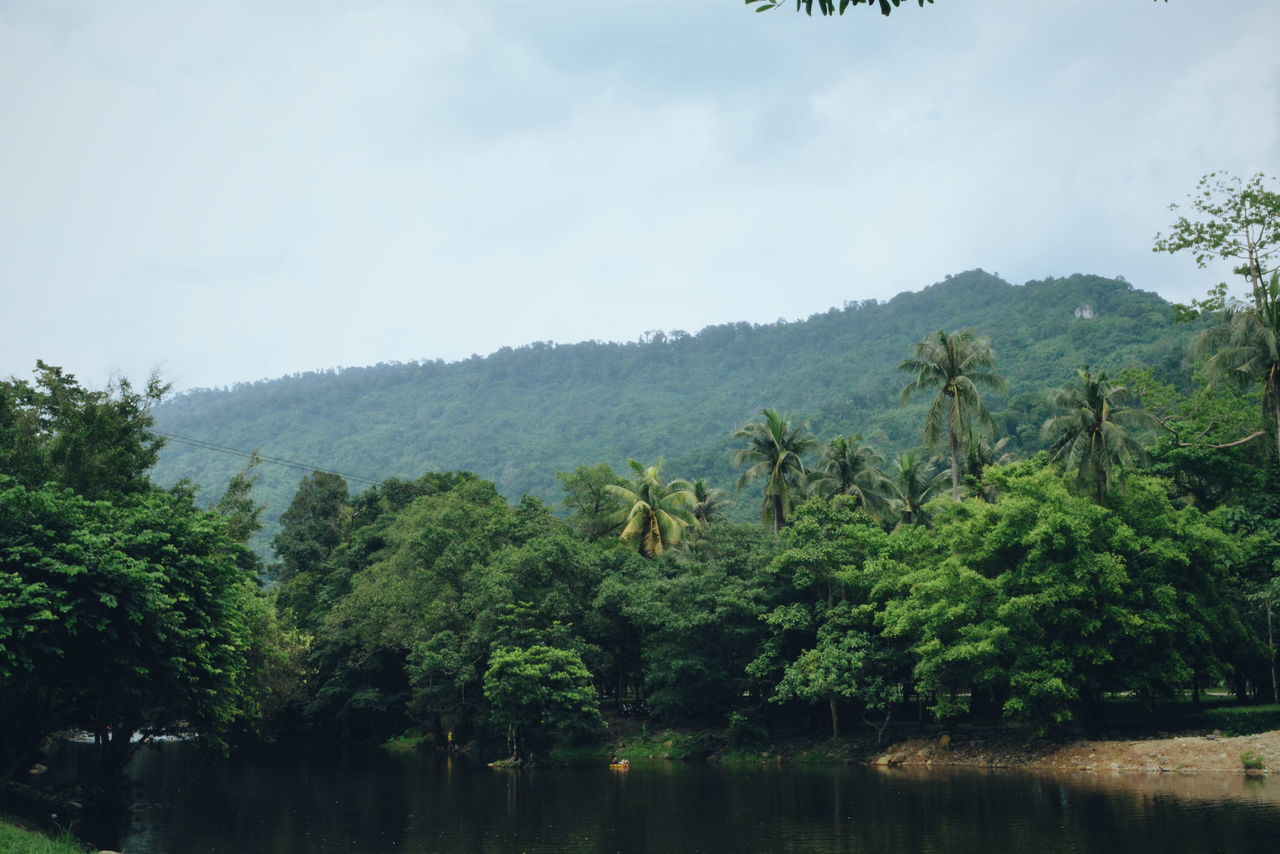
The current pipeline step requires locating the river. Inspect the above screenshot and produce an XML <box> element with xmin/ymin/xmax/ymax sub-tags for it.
<box><xmin>48</xmin><ymin>740</ymin><xmax>1280</xmax><ymax>853</ymax></box>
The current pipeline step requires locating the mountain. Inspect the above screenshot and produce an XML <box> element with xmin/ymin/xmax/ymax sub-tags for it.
<box><xmin>150</xmin><ymin>270</ymin><xmax>1198</xmax><ymax>547</ymax></box>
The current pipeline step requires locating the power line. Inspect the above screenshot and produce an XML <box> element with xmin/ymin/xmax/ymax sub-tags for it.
<box><xmin>155</xmin><ymin>431</ymin><xmax>385</xmax><ymax>486</ymax></box>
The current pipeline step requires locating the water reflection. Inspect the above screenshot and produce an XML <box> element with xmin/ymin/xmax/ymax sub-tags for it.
<box><xmin>45</xmin><ymin>741</ymin><xmax>1280</xmax><ymax>854</ymax></box>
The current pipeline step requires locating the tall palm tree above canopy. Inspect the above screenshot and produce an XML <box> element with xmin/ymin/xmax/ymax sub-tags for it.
<box><xmin>604</xmin><ymin>459</ymin><xmax>697</xmax><ymax>558</ymax></box>
<box><xmin>1194</xmin><ymin>273</ymin><xmax>1280</xmax><ymax>461</ymax></box>
<box><xmin>899</xmin><ymin>329</ymin><xmax>1007</xmax><ymax>500</ymax></box>
<box><xmin>808</xmin><ymin>434</ymin><xmax>890</xmax><ymax>519</ymax></box>
<box><xmin>1041</xmin><ymin>367</ymin><xmax>1153</xmax><ymax>504</ymax></box>
<box><xmin>733</xmin><ymin>408</ymin><xmax>819</xmax><ymax>534</ymax></box>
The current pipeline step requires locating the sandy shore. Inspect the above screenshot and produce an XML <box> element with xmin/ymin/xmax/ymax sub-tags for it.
<box><xmin>876</xmin><ymin>729</ymin><xmax>1280</xmax><ymax>775</ymax></box>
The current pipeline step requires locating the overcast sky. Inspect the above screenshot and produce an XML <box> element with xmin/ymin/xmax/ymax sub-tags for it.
<box><xmin>2</xmin><ymin>0</ymin><xmax>1277</xmax><ymax>392</ymax></box>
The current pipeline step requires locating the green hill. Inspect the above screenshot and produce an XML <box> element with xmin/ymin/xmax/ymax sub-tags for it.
<box><xmin>150</xmin><ymin>270</ymin><xmax>1198</xmax><ymax>545</ymax></box>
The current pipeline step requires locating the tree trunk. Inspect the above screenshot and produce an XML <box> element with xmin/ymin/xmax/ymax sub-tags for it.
<box><xmin>864</xmin><ymin>706</ymin><xmax>893</xmax><ymax>745</ymax></box>
<box><xmin>829</xmin><ymin>697</ymin><xmax>840</xmax><ymax>740</ymax></box>
<box><xmin>1268</xmin><ymin>596</ymin><xmax>1278</xmax><ymax>705</ymax></box>
<box><xmin>948</xmin><ymin>427</ymin><xmax>961</xmax><ymax>501</ymax></box>
<box><xmin>772</xmin><ymin>493</ymin><xmax>785</xmax><ymax>535</ymax></box>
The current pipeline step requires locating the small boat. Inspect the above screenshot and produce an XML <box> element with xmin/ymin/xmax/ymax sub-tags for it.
<box><xmin>609</xmin><ymin>758</ymin><xmax>631</xmax><ymax>771</ymax></box>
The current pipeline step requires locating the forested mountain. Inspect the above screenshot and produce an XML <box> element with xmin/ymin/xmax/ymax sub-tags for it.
<box><xmin>150</xmin><ymin>270</ymin><xmax>1197</xmax><ymax>543</ymax></box>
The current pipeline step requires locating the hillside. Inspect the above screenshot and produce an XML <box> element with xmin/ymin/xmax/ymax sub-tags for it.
<box><xmin>150</xmin><ymin>270</ymin><xmax>1198</xmax><ymax>544</ymax></box>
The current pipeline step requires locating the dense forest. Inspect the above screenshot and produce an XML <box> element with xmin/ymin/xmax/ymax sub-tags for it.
<box><xmin>151</xmin><ymin>269</ymin><xmax>1199</xmax><ymax>550</ymax></box>
<box><xmin>4</xmin><ymin>174</ymin><xmax>1279</xmax><ymax>782</ymax></box>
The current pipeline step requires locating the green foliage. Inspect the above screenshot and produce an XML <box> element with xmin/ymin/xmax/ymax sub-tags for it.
<box><xmin>1193</xmin><ymin>273</ymin><xmax>1280</xmax><ymax>460</ymax></box>
<box><xmin>1042</xmin><ymin>367</ymin><xmax>1154</xmax><ymax>503</ymax></box>
<box><xmin>1203</xmin><ymin>705</ymin><xmax>1280</xmax><ymax>737</ymax></box>
<box><xmin>881</xmin><ymin>464</ymin><xmax>1246</xmax><ymax>733</ymax></box>
<box><xmin>0</xmin><ymin>360</ymin><xmax>168</xmax><ymax>499</ymax></box>
<box><xmin>883</xmin><ymin>453</ymin><xmax>946</xmax><ymax>527</ymax></box>
<box><xmin>0</xmin><ymin>478</ymin><xmax>258</xmax><ymax>779</ymax></box>
<box><xmin>750</xmin><ymin>498</ymin><xmax>911</xmax><ymax>739</ymax></box>
<box><xmin>809</xmin><ymin>434</ymin><xmax>890</xmax><ymax>518</ymax></box>
<box><xmin>734</xmin><ymin>409</ymin><xmax>819</xmax><ymax>533</ymax></box>
<box><xmin>273</xmin><ymin>471</ymin><xmax>350</xmax><ymax>584</ymax></box>
<box><xmin>606</xmin><ymin>459</ymin><xmax>697</xmax><ymax>558</ymax></box>
<box><xmin>0</xmin><ymin>818</ymin><xmax>88</xmax><ymax>854</ymax></box>
<box><xmin>1241</xmin><ymin>750</ymin><xmax>1266</xmax><ymax>770</ymax></box>
<box><xmin>149</xmin><ymin>272</ymin><xmax>1196</xmax><ymax>546</ymax></box>
<box><xmin>557</xmin><ymin>463</ymin><xmax>626</xmax><ymax>540</ymax></box>
<box><xmin>1154</xmin><ymin>172</ymin><xmax>1280</xmax><ymax>308</ymax></box>
<box><xmin>900</xmin><ymin>329</ymin><xmax>1006</xmax><ymax>500</ymax></box>
<box><xmin>615</xmin><ymin>523</ymin><xmax>777</xmax><ymax>723</ymax></box>
<box><xmin>484</xmin><ymin>642</ymin><xmax>602</xmax><ymax>763</ymax></box>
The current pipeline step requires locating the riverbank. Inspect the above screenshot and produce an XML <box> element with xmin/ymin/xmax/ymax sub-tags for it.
<box><xmin>588</xmin><ymin>712</ymin><xmax>1280</xmax><ymax>776</ymax></box>
<box><xmin>0</xmin><ymin>816</ymin><xmax>87</xmax><ymax>854</ymax></box>
<box><xmin>872</xmin><ymin>729</ymin><xmax>1280</xmax><ymax>775</ymax></box>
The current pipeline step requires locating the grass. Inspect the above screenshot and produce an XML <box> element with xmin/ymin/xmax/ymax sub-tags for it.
<box><xmin>382</xmin><ymin>730</ymin><xmax>434</xmax><ymax>752</ymax></box>
<box><xmin>1241</xmin><ymin>750</ymin><xmax>1266</xmax><ymax>771</ymax></box>
<box><xmin>0</xmin><ymin>817</ymin><xmax>87</xmax><ymax>854</ymax></box>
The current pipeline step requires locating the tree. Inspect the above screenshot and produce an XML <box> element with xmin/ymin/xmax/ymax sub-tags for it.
<box><xmin>605</xmin><ymin>459</ymin><xmax>697</xmax><ymax>558</ymax></box>
<box><xmin>690</xmin><ymin>478</ymin><xmax>733</xmax><ymax>528</ymax></box>
<box><xmin>274</xmin><ymin>471</ymin><xmax>350</xmax><ymax>581</ymax></box>
<box><xmin>1154</xmin><ymin>172</ymin><xmax>1280</xmax><ymax>317</ymax></box>
<box><xmin>0</xmin><ymin>361</ymin><xmax>168</xmax><ymax>499</ymax></box>
<box><xmin>899</xmin><ymin>329</ymin><xmax>1007</xmax><ymax>500</ymax></box>
<box><xmin>748</xmin><ymin>498</ymin><xmax>909</xmax><ymax>740</ymax></box>
<box><xmin>808</xmin><ymin>434</ymin><xmax>889</xmax><ymax>517</ymax></box>
<box><xmin>884</xmin><ymin>453</ymin><xmax>946</xmax><ymax>527</ymax></box>
<box><xmin>1041</xmin><ymin>367</ymin><xmax>1153</xmax><ymax>504</ymax></box>
<box><xmin>0</xmin><ymin>478</ymin><xmax>258</xmax><ymax>781</ymax></box>
<box><xmin>733</xmin><ymin>409</ymin><xmax>819</xmax><ymax>533</ymax></box>
<box><xmin>880</xmin><ymin>464</ymin><xmax>1246</xmax><ymax>734</ymax></box>
<box><xmin>557</xmin><ymin>463</ymin><xmax>626</xmax><ymax>540</ymax></box>
<box><xmin>1192</xmin><ymin>274</ymin><xmax>1280</xmax><ymax>461</ymax></box>
<box><xmin>483</xmin><ymin>643</ymin><xmax>601</xmax><ymax>765</ymax></box>
<box><xmin>746</xmin><ymin>0</ymin><xmax>934</xmax><ymax>17</ymax></box>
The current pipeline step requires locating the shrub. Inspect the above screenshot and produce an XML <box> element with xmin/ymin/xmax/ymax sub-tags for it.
<box><xmin>1203</xmin><ymin>705</ymin><xmax>1280</xmax><ymax>737</ymax></box>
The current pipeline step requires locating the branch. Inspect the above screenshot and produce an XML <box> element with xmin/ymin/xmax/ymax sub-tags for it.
<box><xmin>1176</xmin><ymin>430</ymin><xmax>1265</xmax><ymax>449</ymax></box>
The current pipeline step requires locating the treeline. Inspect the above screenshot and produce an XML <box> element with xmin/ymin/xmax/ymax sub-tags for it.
<box><xmin>150</xmin><ymin>269</ymin><xmax>1200</xmax><ymax>552</ymax></box>
<box><xmin>4</xmin><ymin>174</ymin><xmax>1277</xmax><ymax>774</ymax></box>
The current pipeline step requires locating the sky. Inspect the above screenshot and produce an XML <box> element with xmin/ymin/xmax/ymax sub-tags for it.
<box><xmin>2</xmin><ymin>0</ymin><xmax>1277</xmax><ymax>393</ymax></box>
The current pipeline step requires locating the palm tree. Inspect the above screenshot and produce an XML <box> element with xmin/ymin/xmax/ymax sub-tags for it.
<box><xmin>690</xmin><ymin>479</ymin><xmax>732</xmax><ymax>528</ymax></box>
<box><xmin>1041</xmin><ymin>367</ymin><xmax>1153</xmax><ymax>504</ymax></box>
<box><xmin>808</xmin><ymin>434</ymin><xmax>890</xmax><ymax>518</ymax></box>
<box><xmin>604</xmin><ymin>459</ymin><xmax>697</xmax><ymax>558</ymax></box>
<box><xmin>733</xmin><ymin>409</ymin><xmax>819</xmax><ymax>534</ymax></box>
<box><xmin>1194</xmin><ymin>273</ymin><xmax>1280</xmax><ymax>460</ymax></box>
<box><xmin>884</xmin><ymin>453</ymin><xmax>947</xmax><ymax>527</ymax></box>
<box><xmin>899</xmin><ymin>329</ymin><xmax>1007</xmax><ymax>500</ymax></box>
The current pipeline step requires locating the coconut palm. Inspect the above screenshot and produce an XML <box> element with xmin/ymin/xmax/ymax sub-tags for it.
<box><xmin>1041</xmin><ymin>367</ymin><xmax>1153</xmax><ymax>504</ymax></box>
<box><xmin>1193</xmin><ymin>272</ymin><xmax>1280</xmax><ymax>460</ymax></box>
<box><xmin>690</xmin><ymin>479</ymin><xmax>733</xmax><ymax>528</ymax></box>
<box><xmin>884</xmin><ymin>453</ymin><xmax>947</xmax><ymax>527</ymax></box>
<box><xmin>604</xmin><ymin>459</ymin><xmax>697</xmax><ymax>558</ymax></box>
<box><xmin>899</xmin><ymin>329</ymin><xmax>1007</xmax><ymax>500</ymax></box>
<box><xmin>733</xmin><ymin>409</ymin><xmax>819</xmax><ymax>534</ymax></box>
<box><xmin>808</xmin><ymin>434</ymin><xmax>890</xmax><ymax>518</ymax></box>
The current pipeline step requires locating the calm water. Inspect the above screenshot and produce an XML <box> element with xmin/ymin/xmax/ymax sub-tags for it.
<box><xmin>50</xmin><ymin>741</ymin><xmax>1280</xmax><ymax>854</ymax></box>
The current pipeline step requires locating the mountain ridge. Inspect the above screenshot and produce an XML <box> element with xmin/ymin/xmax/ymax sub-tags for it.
<box><xmin>151</xmin><ymin>269</ymin><xmax>1197</xmax><ymax>546</ymax></box>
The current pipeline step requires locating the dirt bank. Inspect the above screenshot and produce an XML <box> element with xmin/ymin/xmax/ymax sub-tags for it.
<box><xmin>876</xmin><ymin>729</ymin><xmax>1280</xmax><ymax>774</ymax></box>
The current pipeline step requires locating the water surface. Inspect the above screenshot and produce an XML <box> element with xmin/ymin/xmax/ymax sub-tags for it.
<box><xmin>52</xmin><ymin>741</ymin><xmax>1280</xmax><ymax>853</ymax></box>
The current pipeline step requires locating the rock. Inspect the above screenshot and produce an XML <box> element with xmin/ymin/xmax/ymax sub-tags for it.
<box><xmin>875</xmin><ymin>755</ymin><xmax>892</xmax><ymax>766</ymax></box>
<box><xmin>938</xmin><ymin>733</ymin><xmax>951</xmax><ymax>748</ymax></box>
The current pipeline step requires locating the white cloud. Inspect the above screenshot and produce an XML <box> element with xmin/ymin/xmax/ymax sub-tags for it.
<box><xmin>1</xmin><ymin>0</ymin><xmax>1277</xmax><ymax>390</ymax></box>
